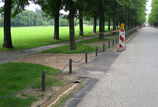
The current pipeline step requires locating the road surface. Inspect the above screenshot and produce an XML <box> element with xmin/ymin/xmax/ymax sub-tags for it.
<box><xmin>66</xmin><ymin>27</ymin><xmax>158</xmax><ymax>107</ymax></box>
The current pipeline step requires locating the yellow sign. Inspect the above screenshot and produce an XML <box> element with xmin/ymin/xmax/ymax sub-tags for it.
<box><xmin>120</xmin><ymin>23</ymin><xmax>125</xmax><ymax>30</ymax></box>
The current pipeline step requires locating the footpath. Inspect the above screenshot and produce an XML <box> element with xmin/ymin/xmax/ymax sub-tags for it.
<box><xmin>64</xmin><ymin>27</ymin><xmax>158</xmax><ymax>107</ymax></box>
<box><xmin>0</xmin><ymin>34</ymin><xmax>103</xmax><ymax>64</ymax></box>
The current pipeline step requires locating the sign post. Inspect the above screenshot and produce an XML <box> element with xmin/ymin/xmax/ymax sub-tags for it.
<box><xmin>117</xmin><ymin>23</ymin><xmax>126</xmax><ymax>52</ymax></box>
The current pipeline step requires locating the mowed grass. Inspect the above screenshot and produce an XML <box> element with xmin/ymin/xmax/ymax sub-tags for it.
<box><xmin>0</xmin><ymin>62</ymin><xmax>63</xmax><ymax>107</ymax></box>
<box><xmin>0</xmin><ymin>26</ymin><xmax>100</xmax><ymax>51</ymax></box>
<box><xmin>79</xmin><ymin>33</ymin><xmax>118</xmax><ymax>44</ymax></box>
<box><xmin>0</xmin><ymin>26</ymin><xmax>113</xmax><ymax>51</ymax></box>
<box><xmin>42</xmin><ymin>43</ymin><xmax>95</xmax><ymax>54</ymax></box>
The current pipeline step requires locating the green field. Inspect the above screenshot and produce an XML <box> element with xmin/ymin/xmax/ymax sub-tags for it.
<box><xmin>0</xmin><ymin>62</ymin><xmax>63</xmax><ymax>107</ymax></box>
<box><xmin>0</xmin><ymin>26</ymin><xmax>113</xmax><ymax>51</ymax></box>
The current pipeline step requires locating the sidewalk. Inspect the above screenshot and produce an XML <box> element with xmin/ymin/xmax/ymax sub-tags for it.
<box><xmin>65</xmin><ymin>27</ymin><xmax>158</xmax><ymax>107</ymax></box>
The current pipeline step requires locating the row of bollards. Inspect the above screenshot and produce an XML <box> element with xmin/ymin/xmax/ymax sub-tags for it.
<box><xmin>69</xmin><ymin>38</ymin><xmax>119</xmax><ymax>74</ymax></box>
<box><xmin>42</xmin><ymin>38</ymin><xmax>119</xmax><ymax>91</ymax></box>
<box><xmin>96</xmin><ymin>47</ymin><xmax>98</xmax><ymax>56</ymax></box>
<box><xmin>42</xmin><ymin>70</ymin><xmax>46</xmax><ymax>91</ymax></box>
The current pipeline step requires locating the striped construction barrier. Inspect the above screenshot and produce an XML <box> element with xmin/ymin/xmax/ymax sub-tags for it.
<box><xmin>117</xmin><ymin>23</ymin><xmax>126</xmax><ymax>52</ymax></box>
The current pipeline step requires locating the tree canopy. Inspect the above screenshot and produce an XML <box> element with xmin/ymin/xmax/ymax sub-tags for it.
<box><xmin>149</xmin><ymin>0</ymin><xmax>158</xmax><ymax>26</ymax></box>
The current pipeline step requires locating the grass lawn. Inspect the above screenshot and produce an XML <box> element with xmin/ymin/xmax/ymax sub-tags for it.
<box><xmin>42</xmin><ymin>33</ymin><xmax>119</xmax><ymax>54</ymax></box>
<box><xmin>0</xmin><ymin>62</ymin><xmax>64</xmax><ymax>107</ymax></box>
<box><xmin>79</xmin><ymin>38</ymin><xmax>106</xmax><ymax>44</ymax></box>
<box><xmin>0</xmin><ymin>26</ymin><xmax>113</xmax><ymax>51</ymax></box>
<box><xmin>42</xmin><ymin>43</ymin><xmax>95</xmax><ymax>54</ymax></box>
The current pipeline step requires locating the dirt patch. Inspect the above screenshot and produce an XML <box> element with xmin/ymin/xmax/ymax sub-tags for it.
<box><xmin>13</xmin><ymin>53</ymin><xmax>97</xmax><ymax>87</ymax></box>
<box><xmin>12</xmin><ymin>53</ymin><xmax>98</xmax><ymax>106</ymax></box>
<box><xmin>14</xmin><ymin>53</ymin><xmax>96</xmax><ymax>73</ymax></box>
<box><xmin>84</xmin><ymin>41</ymin><xmax>108</xmax><ymax>47</ymax></box>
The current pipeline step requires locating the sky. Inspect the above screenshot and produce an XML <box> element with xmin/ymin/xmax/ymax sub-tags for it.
<box><xmin>25</xmin><ymin>2</ymin><xmax>69</xmax><ymax>15</ymax></box>
<box><xmin>25</xmin><ymin>2</ymin><xmax>41</xmax><ymax>12</ymax></box>
<box><xmin>0</xmin><ymin>1</ymin><xmax>40</xmax><ymax>12</ymax></box>
<box><xmin>146</xmin><ymin>0</ymin><xmax>152</xmax><ymax>21</ymax></box>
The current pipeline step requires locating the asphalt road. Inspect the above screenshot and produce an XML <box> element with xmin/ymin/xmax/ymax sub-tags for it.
<box><xmin>73</xmin><ymin>27</ymin><xmax>158</xmax><ymax>107</ymax></box>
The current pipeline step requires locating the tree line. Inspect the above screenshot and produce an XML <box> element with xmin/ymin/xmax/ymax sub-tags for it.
<box><xmin>149</xmin><ymin>0</ymin><xmax>158</xmax><ymax>26</ymax></box>
<box><xmin>0</xmin><ymin>9</ymin><xmax>83</xmax><ymax>27</ymax></box>
<box><xmin>1</xmin><ymin>0</ymin><xmax>146</xmax><ymax>50</ymax></box>
<box><xmin>0</xmin><ymin>9</ymin><xmax>52</xmax><ymax>26</ymax></box>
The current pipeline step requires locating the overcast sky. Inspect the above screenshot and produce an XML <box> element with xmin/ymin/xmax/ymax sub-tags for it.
<box><xmin>25</xmin><ymin>2</ymin><xmax>69</xmax><ymax>14</ymax></box>
<box><xmin>25</xmin><ymin>2</ymin><xmax>40</xmax><ymax>11</ymax></box>
<box><xmin>146</xmin><ymin>0</ymin><xmax>152</xmax><ymax>22</ymax></box>
<box><xmin>146</xmin><ymin>0</ymin><xmax>152</xmax><ymax>15</ymax></box>
<box><xmin>0</xmin><ymin>1</ymin><xmax>40</xmax><ymax>12</ymax></box>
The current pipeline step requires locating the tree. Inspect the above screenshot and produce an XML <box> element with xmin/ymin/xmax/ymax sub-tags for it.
<box><xmin>35</xmin><ymin>0</ymin><xmax>62</xmax><ymax>40</ymax></box>
<box><xmin>3</xmin><ymin>0</ymin><xmax>12</xmax><ymax>48</ymax></box>
<box><xmin>78</xmin><ymin>7</ymin><xmax>83</xmax><ymax>36</ymax></box>
<box><xmin>98</xmin><ymin>0</ymin><xmax>104</xmax><ymax>39</ymax></box>
<box><xmin>0</xmin><ymin>0</ymin><xmax>29</xmax><ymax>48</ymax></box>
<box><xmin>149</xmin><ymin>0</ymin><xmax>158</xmax><ymax>26</ymax></box>
<box><xmin>10</xmin><ymin>10</ymin><xmax>50</xmax><ymax>26</ymax></box>
<box><xmin>76</xmin><ymin>0</ymin><xmax>88</xmax><ymax>36</ymax></box>
<box><xmin>64</xmin><ymin>0</ymin><xmax>76</xmax><ymax>50</ymax></box>
<box><xmin>106</xmin><ymin>0</ymin><xmax>146</xmax><ymax>30</ymax></box>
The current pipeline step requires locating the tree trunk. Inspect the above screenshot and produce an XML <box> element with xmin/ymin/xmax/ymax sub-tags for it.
<box><xmin>130</xmin><ymin>19</ymin><xmax>132</xmax><ymax>28</ymax></box>
<box><xmin>134</xmin><ymin>19</ymin><xmax>137</xmax><ymax>27</ymax></box>
<box><xmin>69</xmin><ymin>1</ymin><xmax>76</xmax><ymax>50</ymax></box>
<box><xmin>103</xmin><ymin>16</ymin><xmax>105</xmax><ymax>32</ymax></box>
<box><xmin>108</xmin><ymin>16</ymin><xmax>111</xmax><ymax>31</ymax></box>
<box><xmin>113</xmin><ymin>14</ymin><xmax>116</xmax><ymax>31</ymax></box>
<box><xmin>54</xmin><ymin>11</ymin><xmax>59</xmax><ymax>40</ymax></box>
<box><xmin>127</xmin><ymin>14</ymin><xmax>130</xmax><ymax>30</ymax></box>
<box><xmin>79</xmin><ymin>9</ymin><xmax>83</xmax><ymax>36</ymax></box>
<box><xmin>116</xmin><ymin>21</ymin><xmax>119</xmax><ymax>29</ymax></box>
<box><xmin>3</xmin><ymin>0</ymin><xmax>13</xmax><ymax>48</ymax></box>
<box><xmin>131</xmin><ymin>19</ymin><xmax>134</xmax><ymax>28</ymax></box>
<box><xmin>124</xmin><ymin>15</ymin><xmax>127</xmax><ymax>31</ymax></box>
<box><xmin>98</xmin><ymin>0</ymin><xmax>104</xmax><ymax>39</ymax></box>
<box><xmin>54</xmin><ymin>0</ymin><xmax>61</xmax><ymax>40</ymax></box>
<box><xmin>93</xmin><ymin>14</ymin><xmax>97</xmax><ymax>33</ymax></box>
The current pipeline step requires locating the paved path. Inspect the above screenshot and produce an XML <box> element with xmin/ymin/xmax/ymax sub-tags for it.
<box><xmin>0</xmin><ymin>34</ymin><xmax>102</xmax><ymax>64</ymax></box>
<box><xmin>65</xmin><ymin>27</ymin><xmax>158</xmax><ymax>107</ymax></box>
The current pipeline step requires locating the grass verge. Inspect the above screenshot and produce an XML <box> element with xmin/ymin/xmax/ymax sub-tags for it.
<box><xmin>0</xmin><ymin>62</ymin><xmax>64</xmax><ymax>107</ymax></box>
<box><xmin>42</xmin><ymin>43</ymin><xmax>95</xmax><ymax>54</ymax></box>
<box><xmin>42</xmin><ymin>33</ymin><xmax>118</xmax><ymax>54</ymax></box>
<box><xmin>79</xmin><ymin>38</ymin><xmax>108</xmax><ymax>44</ymax></box>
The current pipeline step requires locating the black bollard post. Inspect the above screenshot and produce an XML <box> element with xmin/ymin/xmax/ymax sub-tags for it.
<box><xmin>103</xmin><ymin>43</ymin><xmax>105</xmax><ymax>52</ymax></box>
<box><xmin>112</xmin><ymin>39</ymin><xmax>114</xmax><ymax>46</ymax></box>
<box><xmin>108</xmin><ymin>41</ymin><xmax>110</xmax><ymax>48</ymax></box>
<box><xmin>85</xmin><ymin>52</ymin><xmax>88</xmax><ymax>63</ymax></box>
<box><xmin>96</xmin><ymin>47</ymin><xmax>98</xmax><ymax>56</ymax></box>
<box><xmin>42</xmin><ymin>70</ymin><xmax>46</xmax><ymax>91</ymax></box>
<box><xmin>69</xmin><ymin>59</ymin><xmax>72</xmax><ymax>74</ymax></box>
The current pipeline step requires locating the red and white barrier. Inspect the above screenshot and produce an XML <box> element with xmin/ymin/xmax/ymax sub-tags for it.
<box><xmin>117</xmin><ymin>30</ymin><xmax>125</xmax><ymax>52</ymax></box>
